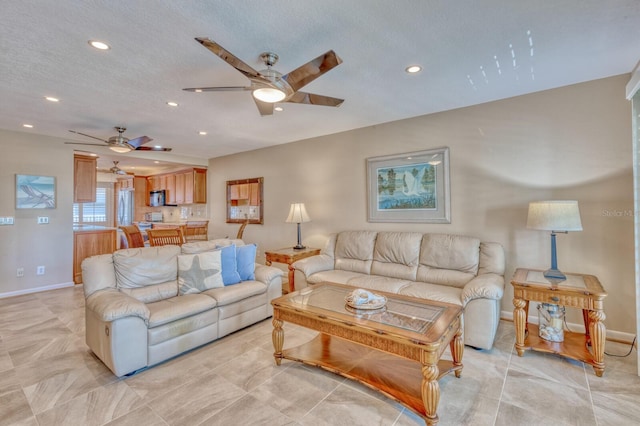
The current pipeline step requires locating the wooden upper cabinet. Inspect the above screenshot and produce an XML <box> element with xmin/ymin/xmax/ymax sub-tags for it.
<box><xmin>143</xmin><ymin>168</ymin><xmax>207</xmax><ymax>205</ymax></box>
<box><xmin>249</xmin><ymin>182</ymin><xmax>260</xmax><ymax>205</ymax></box>
<box><xmin>134</xmin><ymin>176</ymin><xmax>148</xmax><ymax>213</ymax></box>
<box><xmin>175</xmin><ymin>172</ymin><xmax>186</xmax><ymax>205</ymax></box>
<box><xmin>192</xmin><ymin>168</ymin><xmax>207</xmax><ymax>204</ymax></box>
<box><xmin>74</xmin><ymin>154</ymin><xmax>97</xmax><ymax>203</ymax></box>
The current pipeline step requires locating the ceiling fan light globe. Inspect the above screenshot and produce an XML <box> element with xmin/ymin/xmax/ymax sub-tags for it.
<box><xmin>110</xmin><ymin>145</ymin><xmax>132</xmax><ymax>153</ymax></box>
<box><xmin>252</xmin><ymin>87</ymin><xmax>286</xmax><ymax>103</ymax></box>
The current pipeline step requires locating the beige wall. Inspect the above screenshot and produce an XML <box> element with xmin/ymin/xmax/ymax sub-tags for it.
<box><xmin>0</xmin><ymin>129</ymin><xmax>74</xmax><ymax>295</ymax></box>
<box><xmin>209</xmin><ymin>75</ymin><xmax>635</xmax><ymax>337</ymax></box>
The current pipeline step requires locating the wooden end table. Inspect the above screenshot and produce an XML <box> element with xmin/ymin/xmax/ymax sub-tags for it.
<box><xmin>265</xmin><ymin>247</ymin><xmax>320</xmax><ymax>292</ymax></box>
<box><xmin>511</xmin><ymin>268</ymin><xmax>608</xmax><ymax>376</ymax></box>
<box><xmin>271</xmin><ymin>283</ymin><xmax>463</xmax><ymax>425</ymax></box>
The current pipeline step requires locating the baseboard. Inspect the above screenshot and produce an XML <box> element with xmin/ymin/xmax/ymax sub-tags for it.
<box><xmin>0</xmin><ymin>281</ymin><xmax>75</xmax><ymax>299</ymax></box>
<box><xmin>500</xmin><ymin>310</ymin><xmax>637</xmax><ymax>345</ymax></box>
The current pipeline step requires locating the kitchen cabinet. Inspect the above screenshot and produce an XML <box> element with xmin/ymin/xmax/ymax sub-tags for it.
<box><xmin>165</xmin><ymin>174</ymin><xmax>176</xmax><ymax>204</ymax></box>
<box><xmin>73</xmin><ymin>226</ymin><xmax>116</xmax><ymax>284</ymax></box>
<box><xmin>73</xmin><ymin>154</ymin><xmax>97</xmax><ymax>203</ymax></box>
<box><xmin>230</xmin><ymin>183</ymin><xmax>249</xmax><ymax>200</ymax></box>
<box><xmin>134</xmin><ymin>176</ymin><xmax>148</xmax><ymax>214</ymax></box>
<box><xmin>192</xmin><ymin>168</ymin><xmax>207</xmax><ymax>204</ymax></box>
<box><xmin>144</xmin><ymin>168</ymin><xmax>207</xmax><ymax>205</ymax></box>
<box><xmin>175</xmin><ymin>172</ymin><xmax>186</xmax><ymax>205</ymax></box>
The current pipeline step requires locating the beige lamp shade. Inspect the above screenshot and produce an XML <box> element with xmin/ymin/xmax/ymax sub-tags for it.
<box><xmin>526</xmin><ymin>200</ymin><xmax>583</xmax><ymax>231</ymax></box>
<box><xmin>285</xmin><ymin>203</ymin><xmax>311</xmax><ymax>224</ymax></box>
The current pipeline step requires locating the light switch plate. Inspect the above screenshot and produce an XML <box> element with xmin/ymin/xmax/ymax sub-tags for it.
<box><xmin>37</xmin><ymin>216</ymin><xmax>49</xmax><ymax>224</ymax></box>
<box><xmin>0</xmin><ymin>217</ymin><xmax>15</xmax><ymax>225</ymax></box>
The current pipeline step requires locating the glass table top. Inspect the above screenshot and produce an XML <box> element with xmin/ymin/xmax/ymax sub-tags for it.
<box><xmin>525</xmin><ymin>270</ymin><xmax>587</xmax><ymax>289</ymax></box>
<box><xmin>290</xmin><ymin>285</ymin><xmax>445</xmax><ymax>334</ymax></box>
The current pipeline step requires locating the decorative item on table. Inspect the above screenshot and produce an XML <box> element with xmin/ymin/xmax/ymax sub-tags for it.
<box><xmin>345</xmin><ymin>288</ymin><xmax>387</xmax><ymax>310</ymax></box>
<box><xmin>285</xmin><ymin>202</ymin><xmax>310</xmax><ymax>250</ymax></box>
<box><xmin>537</xmin><ymin>303</ymin><xmax>565</xmax><ymax>342</ymax></box>
<box><xmin>526</xmin><ymin>200</ymin><xmax>582</xmax><ymax>282</ymax></box>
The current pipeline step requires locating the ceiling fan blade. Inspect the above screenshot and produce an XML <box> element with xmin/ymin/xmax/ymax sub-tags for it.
<box><xmin>68</xmin><ymin>130</ymin><xmax>108</xmax><ymax>142</ymax></box>
<box><xmin>135</xmin><ymin>146</ymin><xmax>172</xmax><ymax>152</ymax></box>
<box><xmin>127</xmin><ymin>136</ymin><xmax>153</xmax><ymax>149</ymax></box>
<box><xmin>64</xmin><ymin>142</ymin><xmax>107</xmax><ymax>147</ymax></box>
<box><xmin>183</xmin><ymin>86</ymin><xmax>252</xmax><ymax>92</ymax></box>
<box><xmin>195</xmin><ymin>37</ymin><xmax>264</xmax><ymax>81</ymax></box>
<box><xmin>285</xmin><ymin>92</ymin><xmax>344</xmax><ymax>107</ymax></box>
<box><xmin>253</xmin><ymin>98</ymin><xmax>274</xmax><ymax>116</ymax></box>
<box><xmin>282</xmin><ymin>50</ymin><xmax>342</xmax><ymax>93</ymax></box>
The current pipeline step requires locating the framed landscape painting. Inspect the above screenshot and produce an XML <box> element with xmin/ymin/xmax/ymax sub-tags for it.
<box><xmin>366</xmin><ymin>147</ymin><xmax>450</xmax><ymax>223</ymax></box>
<box><xmin>16</xmin><ymin>174</ymin><xmax>56</xmax><ymax>209</ymax></box>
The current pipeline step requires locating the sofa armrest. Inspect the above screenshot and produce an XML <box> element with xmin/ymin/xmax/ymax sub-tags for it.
<box><xmin>86</xmin><ymin>288</ymin><xmax>150</xmax><ymax>325</ymax></box>
<box><xmin>293</xmin><ymin>254</ymin><xmax>334</xmax><ymax>278</ymax></box>
<box><xmin>254</xmin><ymin>264</ymin><xmax>285</xmax><ymax>286</ymax></box>
<box><xmin>461</xmin><ymin>273</ymin><xmax>504</xmax><ymax>305</ymax></box>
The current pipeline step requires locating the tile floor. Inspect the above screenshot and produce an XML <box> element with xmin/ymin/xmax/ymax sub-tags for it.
<box><xmin>0</xmin><ymin>285</ymin><xmax>638</xmax><ymax>426</ymax></box>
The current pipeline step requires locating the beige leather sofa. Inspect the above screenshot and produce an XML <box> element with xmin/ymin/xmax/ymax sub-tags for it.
<box><xmin>82</xmin><ymin>239</ymin><xmax>283</xmax><ymax>377</ymax></box>
<box><xmin>293</xmin><ymin>231</ymin><xmax>505</xmax><ymax>350</ymax></box>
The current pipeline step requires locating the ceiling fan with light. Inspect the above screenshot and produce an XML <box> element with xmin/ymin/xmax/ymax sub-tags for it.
<box><xmin>183</xmin><ymin>37</ymin><xmax>344</xmax><ymax>116</ymax></box>
<box><xmin>98</xmin><ymin>161</ymin><xmax>127</xmax><ymax>175</ymax></box>
<box><xmin>65</xmin><ymin>126</ymin><xmax>171</xmax><ymax>153</ymax></box>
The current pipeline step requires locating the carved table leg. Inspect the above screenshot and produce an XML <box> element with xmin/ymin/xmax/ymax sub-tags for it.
<box><xmin>421</xmin><ymin>364</ymin><xmax>440</xmax><ymax>425</ymax></box>
<box><xmin>272</xmin><ymin>318</ymin><xmax>284</xmax><ymax>366</ymax></box>
<box><xmin>588</xmin><ymin>310</ymin><xmax>606</xmax><ymax>377</ymax></box>
<box><xmin>287</xmin><ymin>264</ymin><xmax>296</xmax><ymax>293</ymax></box>
<box><xmin>450</xmin><ymin>324</ymin><xmax>464</xmax><ymax>378</ymax></box>
<box><xmin>513</xmin><ymin>297</ymin><xmax>527</xmax><ymax>356</ymax></box>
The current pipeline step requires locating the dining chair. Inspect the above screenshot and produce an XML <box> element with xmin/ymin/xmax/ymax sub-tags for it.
<box><xmin>146</xmin><ymin>228</ymin><xmax>185</xmax><ymax>246</ymax></box>
<box><xmin>120</xmin><ymin>225</ymin><xmax>146</xmax><ymax>248</ymax></box>
<box><xmin>185</xmin><ymin>220</ymin><xmax>209</xmax><ymax>242</ymax></box>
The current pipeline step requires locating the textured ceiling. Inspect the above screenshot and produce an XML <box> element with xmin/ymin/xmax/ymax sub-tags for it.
<box><xmin>1</xmin><ymin>1</ymin><xmax>639</xmax><ymax>173</ymax></box>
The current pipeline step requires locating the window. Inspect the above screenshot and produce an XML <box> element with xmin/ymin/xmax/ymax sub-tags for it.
<box><xmin>73</xmin><ymin>183</ymin><xmax>113</xmax><ymax>225</ymax></box>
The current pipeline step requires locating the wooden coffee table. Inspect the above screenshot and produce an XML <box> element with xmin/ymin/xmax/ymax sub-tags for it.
<box><xmin>271</xmin><ymin>282</ymin><xmax>463</xmax><ymax>425</ymax></box>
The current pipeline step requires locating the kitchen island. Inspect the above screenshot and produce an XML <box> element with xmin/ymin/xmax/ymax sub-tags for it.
<box><xmin>73</xmin><ymin>225</ymin><xmax>117</xmax><ymax>284</ymax></box>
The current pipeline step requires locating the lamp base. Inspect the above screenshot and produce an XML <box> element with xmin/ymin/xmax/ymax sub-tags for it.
<box><xmin>543</xmin><ymin>268</ymin><xmax>566</xmax><ymax>282</ymax></box>
<box><xmin>293</xmin><ymin>244</ymin><xmax>306</xmax><ymax>250</ymax></box>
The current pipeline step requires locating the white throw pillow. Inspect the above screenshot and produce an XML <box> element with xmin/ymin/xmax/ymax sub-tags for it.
<box><xmin>178</xmin><ymin>251</ymin><xmax>224</xmax><ymax>295</ymax></box>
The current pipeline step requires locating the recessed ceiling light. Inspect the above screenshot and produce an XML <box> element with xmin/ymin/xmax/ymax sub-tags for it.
<box><xmin>22</xmin><ymin>124</ymin><xmax>33</xmax><ymax>128</ymax></box>
<box><xmin>198</xmin><ymin>131</ymin><xmax>207</xmax><ymax>136</ymax></box>
<box><xmin>274</xmin><ymin>106</ymin><xmax>284</xmax><ymax>112</ymax></box>
<box><xmin>154</xmin><ymin>161</ymin><xmax>160</xmax><ymax>164</ymax></box>
<box><xmin>45</xmin><ymin>96</ymin><xmax>59</xmax><ymax>102</ymax></box>
<box><xmin>89</xmin><ymin>153</ymin><xmax>97</xmax><ymax>157</ymax></box>
<box><xmin>195</xmin><ymin>89</ymin><xmax>203</xmax><ymax>93</ymax></box>
<box><xmin>167</xmin><ymin>101</ymin><xmax>178</xmax><ymax>107</ymax></box>
<box><xmin>89</xmin><ymin>40</ymin><xmax>110</xmax><ymax>50</ymax></box>
<box><xmin>154</xmin><ymin>146</ymin><xmax>162</xmax><ymax>149</ymax></box>
<box><xmin>405</xmin><ymin>65</ymin><xmax>422</xmax><ymax>74</ymax></box>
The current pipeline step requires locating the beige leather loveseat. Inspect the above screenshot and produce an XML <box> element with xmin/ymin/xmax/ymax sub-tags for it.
<box><xmin>82</xmin><ymin>239</ymin><xmax>283</xmax><ymax>377</ymax></box>
<box><xmin>293</xmin><ymin>231</ymin><xmax>505</xmax><ymax>350</ymax></box>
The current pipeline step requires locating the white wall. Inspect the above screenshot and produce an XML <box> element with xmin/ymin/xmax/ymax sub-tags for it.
<box><xmin>209</xmin><ymin>75</ymin><xmax>635</xmax><ymax>337</ymax></box>
<box><xmin>0</xmin><ymin>129</ymin><xmax>75</xmax><ymax>296</ymax></box>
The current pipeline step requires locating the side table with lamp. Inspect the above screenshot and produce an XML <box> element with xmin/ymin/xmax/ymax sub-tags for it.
<box><xmin>265</xmin><ymin>203</ymin><xmax>320</xmax><ymax>293</ymax></box>
<box><xmin>512</xmin><ymin>201</ymin><xmax>608</xmax><ymax>376</ymax></box>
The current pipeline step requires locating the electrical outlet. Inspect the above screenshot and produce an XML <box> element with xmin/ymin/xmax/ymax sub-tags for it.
<box><xmin>37</xmin><ymin>216</ymin><xmax>49</xmax><ymax>224</ymax></box>
<box><xmin>37</xmin><ymin>266</ymin><xmax>45</xmax><ymax>275</ymax></box>
<box><xmin>0</xmin><ymin>217</ymin><xmax>15</xmax><ymax>225</ymax></box>
<box><xmin>17</xmin><ymin>268</ymin><xmax>24</xmax><ymax>277</ymax></box>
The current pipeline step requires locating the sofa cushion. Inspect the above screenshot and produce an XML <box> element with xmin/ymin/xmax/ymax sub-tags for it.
<box><xmin>334</xmin><ymin>231</ymin><xmax>377</xmax><ymax>274</ymax></box>
<box><xmin>307</xmin><ymin>269</ymin><xmax>369</xmax><ymax>285</ymax></box>
<box><xmin>148</xmin><ymin>308</ymin><xmax>218</xmax><ymax>345</ymax></box>
<box><xmin>147</xmin><ymin>294</ymin><xmax>217</xmax><ymax>328</ymax></box>
<box><xmin>236</xmin><ymin>244</ymin><xmax>257</xmax><ymax>280</ymax></box>
<box><xmin>113</xmin><ymin>246</ymin><xmax>181</xmax><ymax>303</ymax></box>
<box><xmin>371</xmin><ymin>232</ymin><xmax>422</xmax><ymax>280</ymax></box>
<box><xmin>398</xmin><ymin>282</ymin><xmax>463</xmax><ymax>306</ymax></box>
<box><xmin>203</xmin><ymin>281</ymin><xmax>266</xmax><ymax>307</ymax></box>
<box><xmin>178</xmin><ymin>251</ymin><xmax>224</xmax><ymax>295</ymax></box>
<box><xmin>347</xmin><ymin>275</ymin><xmax>412</xmax><ymax>294</ymax></box>
<box><xmin>416</xmin><ymin>234</ymin><xmax>480</xmax><ymax>287</ymax></box>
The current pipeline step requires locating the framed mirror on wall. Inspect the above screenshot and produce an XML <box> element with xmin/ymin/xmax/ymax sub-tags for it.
<box><xmin>226</xmin><ymin>177</ymin><xmax>263</xmax><ymax>224</ymax></box>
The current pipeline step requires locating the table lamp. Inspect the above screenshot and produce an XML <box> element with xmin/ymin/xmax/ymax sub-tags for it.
<box><xmin>285</xmin><ymin>203</ymin><xmax>311</xmax><ymax>250</ymax></box>
<box><xmin>526</xmin><ymin>200</ymin><xmax>583</xmax><ymax>281</ymax></box>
